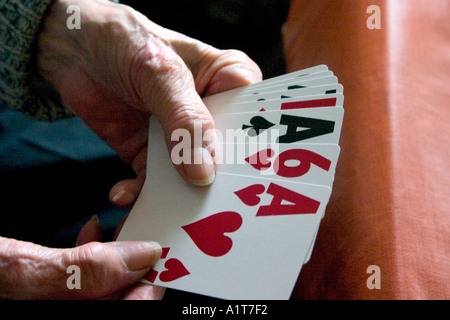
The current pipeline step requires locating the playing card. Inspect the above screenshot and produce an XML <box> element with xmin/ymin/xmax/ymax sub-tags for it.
<box><xmin>247</xmin><ymin>73</ymin><xmax>338</xmax><ymax>92</ymax></box>
<box><xmin>303</xmin><ymin>229</ymin><xmax>319</xmax><ymax>265</ymax></box>
<box><xmin>244</xmin><ymin>71</ymin><xmax>334</xmax><ymax>90</ymax></box>
<box><xmin>117</xmin><ymin>118</ymin><xmax>331</xmax><ymax>299</ymax></box>
<box><xmin>204</xmin><ymin>74</ymin><xmax>338</xmax><ymax>110</ymax></box>
<box><xmin>242</xmin><ymin>64</ymin><xmax>330</xmax><ymax>88</ymax></box>
<box><xmin>216</xmin><ymin>143</ymin><xmax>341</xmax><ymax>189</ymax></box>
<box><xmin>212</xmin><ymin>107</ymin><xmax>344</xmax><ymax>145</ymax></box>
<box><xmin>207</xmin><ymin>93</ymin><xmax>344</xmax><ymax>115</ymax></box>
<box><xmin>117</xmin><ymin>65</ymin><xmax>344</xmax><ymax>299</ymax></box>
<box><xmin>214</xmin><ymin>84</ymin><xmax>344</xmax><ymax>105</ymax></box>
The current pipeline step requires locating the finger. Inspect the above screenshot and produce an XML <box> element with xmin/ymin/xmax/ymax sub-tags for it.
<box><xmin>111</xmin><ymin>215</ymin><xmax>166</xmax><ymax>300</ymax></box>
<box><xmin>76</xmin><ymin>215</ymin><xmax>102</xmax><ymax>246</ymax></box>
<box><xmin>192</xmin><ymin>49</ymin><xmax>263</xmax><ymax>96</ymax></box>
<box><xmin>0</xmin><ymin>237</ymin><xmax>161</xmax><ymax>300</ymax></box>
<box><xmin>140</xmin><ymin>21</ymin><xmax>263</xmax><ymax>93</ymax></box>
<box><xmin>134</xmin><ymin>38</ymin><xmax>217</xmax><ymax>187</ymax></box>
<box><xmin>75</xmin><ymin>215</ymin><xmax>164</xmax><ymax>301</ymax></box>
<box><xmin>109</xmin><ymin>175</ymin><xmax>146</xmax><ymax>209</ymax></box>
<box><xmin>122</xmin><ymin>282</ymin><xmax>166</xmax><ymax>300</ymax></box>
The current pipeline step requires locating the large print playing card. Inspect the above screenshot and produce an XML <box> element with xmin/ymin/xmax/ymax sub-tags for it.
<box><xmin>216</xmin><ymin>143</ymin><xmax>341</xmax><ymax>189</ymax></box>
<box><xmin>117</xmin><ymin>65</ymin><xmax>344</xmax><ymax>299</ymax></box>
<box><xmin>117</xmin><ymin>119</ymin><xmax>332</xmax><ymax>299</ymax></box>
<box><xmin>205</xmin><ymin>78</ymin><xmax>340</xmax><ymax>113</ymax></box>
<box><xmin>213</xmin><ymin>107</ymin><xmax>344</xmax><ymax>145</ymax></box>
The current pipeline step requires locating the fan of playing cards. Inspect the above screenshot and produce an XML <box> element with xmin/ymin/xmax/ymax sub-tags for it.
<box><xmin>117</xmin><ymin>65</ymin><xmax>344</xmax><ymax>299</ymax></box>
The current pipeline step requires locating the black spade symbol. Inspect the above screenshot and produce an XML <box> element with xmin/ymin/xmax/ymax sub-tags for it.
<box><xmin>242</xmin><ymin>116</ymin><xmax>276</xmax><ymax>137</ymax></box>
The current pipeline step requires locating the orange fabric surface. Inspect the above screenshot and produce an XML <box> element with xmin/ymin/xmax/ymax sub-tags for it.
<box><xmin>283</xmin><ymin>0</ymin><xmax>450</xmax><ymax>299</ymax></box>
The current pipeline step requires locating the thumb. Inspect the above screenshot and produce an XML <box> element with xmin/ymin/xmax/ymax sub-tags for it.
<box><xmin>137</xmin><ymin>39</ymin><xmax>217</xmax><ymax>187</ymax></box>
<box><xmin>0</xmin><ymin>237</ymin><xmax>161</xmax><ymax>299</ymax></box>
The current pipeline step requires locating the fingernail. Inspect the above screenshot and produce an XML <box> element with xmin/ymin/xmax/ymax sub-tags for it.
<box><xmin>90</xmin><ymin>214</ymin><xmax>100</xmax><ymax>225</ymax></box>
<box><xmin>183</xmin><ymin>147</ymin><xmax>216</xmax><ymax>186</ymax></box>
<box><xmin>112</xmin><ymin>190</ymin><xmax>136</xmax><ymax>204</ymax></box>
<box><xmin>114</xmin><ymin>241</ymin><xmax>162</xmax><ymax>272</ymax></box>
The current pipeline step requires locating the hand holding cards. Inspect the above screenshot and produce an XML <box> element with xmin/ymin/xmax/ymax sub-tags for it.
<box><xmin>117</xmin><ymin>65</ymin><xmax>344</xmax><ymax>299</ymax></box>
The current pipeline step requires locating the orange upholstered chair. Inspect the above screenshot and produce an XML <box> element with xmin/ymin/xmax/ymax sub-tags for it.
<box><xmin>283</xmin><ymin>0</ymin><xmax>450</xmax><ymax>299</ymax></box>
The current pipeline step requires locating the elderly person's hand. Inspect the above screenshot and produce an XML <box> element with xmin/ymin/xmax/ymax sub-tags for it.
<box><xmin>5</xmin><ymin>0</ymin><xmax>261</xmax><ymax>300</ymax></box>
<box><xmin>37</xmin><ymin>0</ymin><xmax>262</xmax><ymax>209</ymax></box>
<box><xmin>0</xmin><ymin>217</ymin><xmax>162</xmax><ymax>299</ymax></box>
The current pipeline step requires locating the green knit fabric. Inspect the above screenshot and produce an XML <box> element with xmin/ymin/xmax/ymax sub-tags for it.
<box><xmin>0</xmin><ymin>0</ymin><xmax>74</xmax><ymax>120</ymax></box>
<box><xmin>0</xmin><ymin>0</ymin><xmax>120</xmax><ymax>121</ymax></box>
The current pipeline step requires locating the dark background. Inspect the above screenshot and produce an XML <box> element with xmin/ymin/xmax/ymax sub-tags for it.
<box><xmin>123</xmin><ymin>0</ymin><xmax>290</xmax><ymax>79</ymax></box>
<box><xmin>0</xmin><ymin>0</ymin><xmax>290</xmax><ymax>300</ymax></box>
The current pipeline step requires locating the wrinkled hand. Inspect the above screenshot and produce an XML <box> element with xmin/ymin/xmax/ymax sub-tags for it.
<box><xmin>0</xmin><ymin>219</ymin><xmax>162</xmax><ymax>299</ymax></box>
<box><xmin>38</xmin><ymin>0</ymin><xmax>262</xmax><ymax>208</ymax></box>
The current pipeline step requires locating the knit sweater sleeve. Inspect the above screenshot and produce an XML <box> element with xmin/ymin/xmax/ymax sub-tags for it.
<box><xmin>0</xmin><ymin>0</ymin><xmax>74</xmax><ymax>120</ymax></box>
<box><xmin>0</xmin><ymin>0</ymin><xmax>120</xmax><ymax>121</ymax></box>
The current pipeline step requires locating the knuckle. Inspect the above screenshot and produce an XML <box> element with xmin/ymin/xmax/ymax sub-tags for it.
<box><xmin>132</xmin><ymin>38</ymin><xmax>191</xmax><ymax>108</ymax></box>
<box><xmin>219</xmin><ymin>49</ymin><xmax>253</xmax><ymax>64</ymax></box>
<box><xmin>65</xmin><ymin>242</ymin><xmax>124</xmax><ymax>289</ymax></box>
<box><xmin>165</xmin><ymin>105</ymin><xmax>214</xmax><ymax>137</ymax></box>
<box><xmin>216</xmin><ymin>49</ymin><xmax>262</xmax><ymax>80</ymax></box>
<box><xmin>128</xmin><ymin>30</ymin><xmax>185</xmax><ymax>82</ymax></box>
<box><xmin>137</xmin><ymin>40</ymin><xmax>176</xmax><ymax>75</ymax></box>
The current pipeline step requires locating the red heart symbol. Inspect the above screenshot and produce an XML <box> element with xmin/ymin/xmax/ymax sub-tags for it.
<box><xmin>245</xmin><ymin>149</ymin><xmax>275</xmax><ymax>171</ymax></box>
<box><xmin>159</xmin><ymin>258</ymin><xmax>190</xmax><ymax>282</ymax></box>
<box><xmin>182</xmin><ymin>211</ymin><xmax>243</xmax><ymax>257</ymax></box>
<box><xmin>143</xmin><ymin>269</ymin><xmax>159</xmax><ymax>283</ymax></box>
<box><xmin>234</xmin><ymin>184</ymin><xmax>266</xmax><ymax>206</ymax></box>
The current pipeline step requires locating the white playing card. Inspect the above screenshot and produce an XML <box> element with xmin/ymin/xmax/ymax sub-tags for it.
<box><xmin>243</xmin><ymin>64</ymin><xmax>330</xmax><ymax>88</ymax></box>
<box><xmin>246</xmin><ymin>74</ymin><xmax>338</xmax><ymax>93</ymax></box>
<box><xmin>215</xmin><ymin>143</ymin><xmax>341</xmax><ymax>189</ymax></box>
<box><xmin>245</xmin><ymin>71</ymin><xmax>334</xmax><ymax>90</ymax></box>
<box><xmin>217</xmin><ymin>84</ymin><xmax>344</xmax><ymax>105</ymax></box>
<box><xmin>117</xmin><ymin>118</ymin><xmax>331</xmax><ymax>299</ymax></box>
<box><xmin>212</xmin><ymin>107</ymin><xmax>344</xmax><ymax>145</ymax></box>
<box><xmin>204</xmin><ymin>74</ymin><xmax>337</xmax><ymax>111</ymax></box>
<box><xmin>202</xmin><ymin>64</ymin><xmax>331</xmax><ymax>107</ymax></box>
<box><xmin>117</xmin><ymin>65</ymin><xmax>344</xmax><ymax>299</ymax></box>
<box><xmin>303</xmin><ymin>229</ymin><xmax>319</xmax><ymax>265</ymax></box>
<box><xmin>207</xmin><ymin>93</ymin><xmax>344</xmax><ymax>114</ymax></box>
